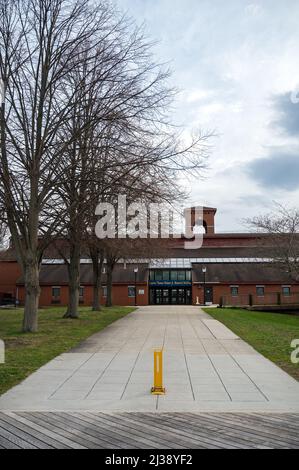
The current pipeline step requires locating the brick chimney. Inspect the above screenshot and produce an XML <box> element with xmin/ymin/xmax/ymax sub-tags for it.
<box><xmin>190</xmin><ymin>206</ymin><xmax>217</xmax><ymax>235</ymax></box>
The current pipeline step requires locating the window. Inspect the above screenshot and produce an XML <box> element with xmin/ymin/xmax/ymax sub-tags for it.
<box><xmin>256</xmin><ymin>286</ymin><xmax>265</xmax><ymax>297</ymax></box>
<box><xmin>150</xmin><ymin>269</ymin><xmax>191</xmax><ymax>282</ymax></box>
<box><xmin>282</xmin><ymin>286</ymin><xmax>291</xmax><ymax>297</ymax></box>
<box><xmin>52</xmin><ymin>287</ymin><xmax>61</xmax><ymax>304</ymax></box>
<box><xmin>128</xmin><ymin>286</ymin><xmax>136</xmax><ymax>298</ymax></box>
<box><xmin>52</xmin><ymin>287</ymin><xmax>61</xmax><ymax>299</ymax></box>
<box><xmin>102</xmin><ymin>286</ymin><xmax>107</xmax><ymax>298</ymax></box>
<box><xmin>231</xmin><ymin>286</ymin><xmax>239</xmax><ymax>297</ymax></box>
<box><xmin>79</xmin><ymin>286</ymin><xmax>84</xmax><ymax>303</ymax></box>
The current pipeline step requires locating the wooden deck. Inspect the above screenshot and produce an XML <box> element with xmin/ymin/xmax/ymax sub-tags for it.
<box><xmin>0</xmin><ymin>412</ymin><xmax>298</xmax><ymax>449</ymax></box>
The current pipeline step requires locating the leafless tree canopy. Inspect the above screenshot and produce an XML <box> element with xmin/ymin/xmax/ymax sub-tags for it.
<box><xmin>247</xmin><ymin>205</ymin><xmax>299</xmax><ymax>281</ymax></box>
<box><xmin>0</xmin><ymin>0</ymin><xmax>212</xmax><ymax>330</ymax></box>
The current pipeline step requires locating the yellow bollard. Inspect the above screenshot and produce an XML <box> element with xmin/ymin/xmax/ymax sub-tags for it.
<box><xmin>151</xmin><ymin>349</ymin><xmax>166</xmax><ymax>395</ymax></box>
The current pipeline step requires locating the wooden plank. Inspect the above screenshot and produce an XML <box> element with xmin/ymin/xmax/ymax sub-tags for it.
<box><xmin>98</xmin><ymin>412</ymin><xmax>205</xmax><ymax>449</ymax></box>
<box><xmin>13</xmin><ymin>413</ymin><xmax>85</xmax><ymax>449</ymax></box>
<box><xmin>0</xmin><ymin>416</ymin><xmax>54</xmax><ymax>449</ymax></box>
<box><xmin>192</xmin><ymin>413</ymin><xmax>299</xmax><ymax>448</ymax></box>
<box><xmin>136</xmin><ymin>412</ymin><xmax>248</xmax><ymax>449</ymax></box>
<box><xmin>64</xmin><ymin>412</ymin><xmax>141</xmax><ymax>449</ymax></box>
<box><xmin>69</xmin><ymin>412</ymin><xmax>157</xmax><ymax>449</ymax></box>
<box><xmin>0</xmin><ymin>413</ymin><xmax>67</xmax><ymax>449</ymax></box>
<box><xmin>120</xmin><ymin>412</ymin><xmax>222</xmax><ymax>449</ymax></box>
<box><xmin>202</xmin><ymin>413</ymin><xmax>299</xmax><ymax>449</ymax></box>
<box><xmin>74</xmin><ymin>414</ymin><xmax>163</xmax><ymax>449</ymax></box>
<box><xmin>0</xmin><ymin>424</ymin><xmax>37</xmax><ymax>449</ymax></box>
<box><xmin>84</xmin><ymin>413</ymin><xmax>177</xmax><ymax>449</ymax></box>
<box><xmin>225</xmin><ymin>413</ymin><xmax>299</xmax><ymax>444</ymax></box>
<box><xmin>0</xmin><ymin>412</ymin><xmax>297</xmax><ymax>450</ymax></box>
<box><xmin>181</xmin><ymin>414</ymin><xmax>291</xmax><ymax>449</ymax></box>
<box><xmin>239</xmin><ymin>413</ymin><xmax>299</xmax><ymax>434</ymax></box>
<box><xmin>131</xmin><ymin>413</ymin><xmax>247</xmax><ymax>449</ymax></box>
<box><xmin>0</xmin><ymin>436</ymin><xmax>21</xmax><ymax>449</ymax></box>
<box><xmin>167</xmin><ymin>413</ymin><xmax>275</xmax><ymax>449</ymax></box>
<box><xmin>94</xmin><ymin>412</ymin><xmax>191</xmax><ymax>449</ymax></box>
<box><xmin>114</xmin><ymin>412</ymin><xmax>228</xmax><ymax>449</ymax></box>
<box><xmin>21</xmin><ymin>413</ymin><xmax>101</xmax><ymax>449</ymax></box>
<box><xmin>40</xmin><ymin>412</ymin><xmax>129</xmax><ymax>449</ymax></box>
<box><xmin>159</xmin><ymin>413</ymin><xmax>260</xmax><ymax>449</ymax></box>
<box><xmin>234</xmin><ymin>413</ymin><xmax>299</xmax><ymax>432</ymax></box>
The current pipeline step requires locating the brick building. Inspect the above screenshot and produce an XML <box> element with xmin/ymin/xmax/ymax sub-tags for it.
<box><xmin>0</xmin><ymin>207</ymin><xmax>298</xmax><ymax>308</ymax></box>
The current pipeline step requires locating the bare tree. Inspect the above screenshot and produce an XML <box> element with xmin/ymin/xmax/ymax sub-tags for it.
<box><xmin>56</xmin><ymin>14</ymin><xmax>211</xmax><ymax>318</ymax></box>
<box><xmin>0</xmin><ymin>220</ymin><xmax>7</xmax><ymax>249</ymax></box>
<box><xmin>0</xmin><ymin>0</ymin><xmax>121</xmax><ymax>331</ymax></box>
<box><xmin>0</xmin><ymin>0</ymin><xmax>212</xmax><ymax>328</ymax></box>
<box><xmin>87</xmin><ymin>236</ymin><xmax>105</xmax><ymax>312</ymax></box>
<box><xmin>247</xmin><ymin>205</ymin><xmax>299</xmax><ymax>281</ymax></box>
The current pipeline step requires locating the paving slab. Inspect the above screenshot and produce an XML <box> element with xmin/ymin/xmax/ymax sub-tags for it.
<box><xmin>203</xmin><ymin>319</ymin><xmax>240</xmax><ymax>340</ymax></box>
<box><xmin>0</xmin><ymin>306</ymin><xmax>299</xmax><ymax>412</ymax></box>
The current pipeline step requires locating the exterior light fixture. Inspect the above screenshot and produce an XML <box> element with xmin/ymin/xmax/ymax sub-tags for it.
<box><xmin>202</xmin><ymin>266</ymin><xmax>207</xmax><ymax>305</ymax></box>
<box><xmin>134</xmin><ymin>268</ymin><xmax>139</xmax><ymax>306</ymax></box>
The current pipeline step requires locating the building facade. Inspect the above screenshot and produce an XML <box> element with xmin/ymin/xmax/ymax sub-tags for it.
<box><xmin>1</xmin><ymin>207</ymin><xmax>299</xmax><ymax>308</ymax></box>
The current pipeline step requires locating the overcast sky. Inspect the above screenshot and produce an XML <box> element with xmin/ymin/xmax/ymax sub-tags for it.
<box><xmin>116</xmin><ymin>0</ymin><xmax>299</xmax><ymax>232</ymax></box>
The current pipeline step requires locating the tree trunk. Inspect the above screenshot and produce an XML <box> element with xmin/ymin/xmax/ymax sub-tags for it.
<box><xmin>22</xmin><ymin>260</ymin><xmax>40</xmax><ymax>333</ymax></box>
<box><xmin>106</xmin><ymin>264</ymin><xmax>113</xmax><ymax>307</ymax></box>
<box><xmin>91</xmin><ymin>250</ymin><xmax>104</xmax><ymax>312</ymax></box>
<box><xmin>64</xmin><ymin>246</ymin><xmax>80</xmax><ymax>319</ymax></box>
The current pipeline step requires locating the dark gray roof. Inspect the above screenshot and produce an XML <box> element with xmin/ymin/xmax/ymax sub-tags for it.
<box><xmin>170</xmin><ymin>246</ymin><xmax>271</xmax><ymax>259</ymax></box>
<box><xmin>16</xmin><ymin>261</ymin><xmax>298</xmax><ymax>286</ymax></box>
<box><xmin>0</xmin><ymin>248</ymin><xmax>18</xmax><ymax>261</ymax></box>
<box><xmin>17</xmin><ymin>263</ymin><xmax>149</xmax><ymax>286</ymax></box>
<box><xmin>192</xmin><ymin>263</ymin><xmax>296</xmax><ymax>284</ymax></box>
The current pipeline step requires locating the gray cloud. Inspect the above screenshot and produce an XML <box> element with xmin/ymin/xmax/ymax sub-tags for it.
<box><xmin>116</xmin><ymin>0</ymin><xmax>299</xmax><ymax>230</ymax></box>
<box><xmin>247</xmin><ymin>151</ymin><xmax>299</xmax><ymax>190</ymax></box>
<box><xmin>272</xmin><ymin>93</ymin><xmax>299</xmax><ymax>136</ymax></box>
<box><xmin>237</xmin><ymin>195</ymin><xmax>273</xmax><ymax>208</ymax></box>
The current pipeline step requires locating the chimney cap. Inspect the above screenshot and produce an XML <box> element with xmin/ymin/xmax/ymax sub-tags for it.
<box><xmin>189</xmin><ymin>206</ymin><xmax>217</xmax><ymax>213</ymax></box>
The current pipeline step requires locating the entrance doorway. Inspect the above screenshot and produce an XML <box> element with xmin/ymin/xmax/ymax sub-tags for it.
<box><xmin>151</xmin><ymin>287</ymin><xmax>192</xmax><ymax>305</ymax></box>
<box><xmin>204</xmin><ymin>286</ymin><xmax>214</xmax><ymax>304</ymax></box>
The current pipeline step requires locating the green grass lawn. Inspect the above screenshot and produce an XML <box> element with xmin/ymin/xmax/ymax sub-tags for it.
<box><xmin>204</xmin><ymin>308</ymin><xmax>299</xmax><ymax>381</ymax></box>
<box><xmin>0</xmin><ymin>306</ymin><xmax>135</xmax><ymax>396</ymax></box>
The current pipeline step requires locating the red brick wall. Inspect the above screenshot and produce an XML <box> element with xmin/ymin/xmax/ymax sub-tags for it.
<box><xmin>16</xmin><ymin>281</ymin><xmax>299</xmax><ymax>307</ymax></box>
<box><xmin>189</xmin><ymin>207</ymin><xmax>216</xmax><ymax>235</ymax></box>
<box><xmin>0</xmin><ymin>261</ymin><xmax>22</xmax><ymax>298</ymax></box>
<box><xmin>201</xmin><ymin>236</ymin><xmax>261</xmax><ymax>247</ymax></box>
<box><xmin>192</xmin><ymin>283</ymin><xmax>299</xmax><ymax>306</ymax></box>
<box><xmin>170</xmin><ymin>234</ymin><xmax>262</xmax><ymax>249</ymax></box>
<box><xmin>203</xmin><ymin>210</ymin><xmax>216</xmax><ymax>235</ymax></box>
<box><xmin>18</xmin><ymin>283</ymin><xmax>149</xmax><ymax>307</ymax></box>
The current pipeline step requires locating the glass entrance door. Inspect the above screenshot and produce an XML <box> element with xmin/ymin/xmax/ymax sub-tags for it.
<box><xmin>186</xmin><ymin>288</ymin><xmax>192</xmax><ymax>305</ymax></box>
<box><xmin>177</xmin><ymin>289</ymin><xmax>185</xmax><ymax>305</ymax></box>
<box><xmin>162</xmin><ymin>289</ymin><xmax>169</xmax><ymax>304</ymax></box>
<box><xmin>155</xmin><ymin>289</ymin><xmax>162</xmax><ymax>305</ymax></box>
<box><xmin>151</xmin><ymin>287</ymin><xmax>192</xmax><ymax>305</ymax></box>
<box><xmin>171</xmin><ymin>289</ymin><xmax>178</xmax><ymax>305</ymax></box>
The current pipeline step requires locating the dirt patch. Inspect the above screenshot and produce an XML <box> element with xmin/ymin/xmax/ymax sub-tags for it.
<box><xmin>4</xmin><ymin>338</ymin><xmax>32</xmax><ymax>349</ymax></box>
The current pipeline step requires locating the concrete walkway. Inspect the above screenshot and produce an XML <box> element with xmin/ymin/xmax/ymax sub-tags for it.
<box><xmin>0</xmin><ymin>306</ymin><xmax>299</xmax><ymax>412</ymax></box>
